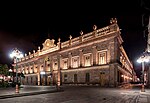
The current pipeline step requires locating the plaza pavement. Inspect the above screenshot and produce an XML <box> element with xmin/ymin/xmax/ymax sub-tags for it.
<box><xmin>0</xmin><ymin>85</ymin><xmax>63</xmax><ymax>99</ymax></box>
<box><xmin>0</xmin><ymin>84</ymin><xmax>150</xmax><ymax>103</ymax></box>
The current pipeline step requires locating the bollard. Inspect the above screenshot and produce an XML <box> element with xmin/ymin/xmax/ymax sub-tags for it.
<box><xmin>15</xmin><ymin>84</ymin><xmax>19</xmax><ymax>93</ymax></box>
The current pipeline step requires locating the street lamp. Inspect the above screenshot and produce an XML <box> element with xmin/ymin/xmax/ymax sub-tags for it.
<box><xmin>137</xmin><ymin>55</ymin><xmax>149</xmax><ymax>92</ymax></box>
<box><xmin>8</xmin><ymin>68</ymin><xmax>13</xmax><ymax>83</ymax></box>
<box><xmin>9</xmin><ymin>68</ymin><xmax>13</xmax><ymax>72</ymax></box>
<box><xmin>10</xmin><ymin>48</ymin><xmax>23</xmax><ymax>93</ymax></box>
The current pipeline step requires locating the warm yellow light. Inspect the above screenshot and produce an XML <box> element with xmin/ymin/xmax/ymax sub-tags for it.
<box><xmin>8</xmin><ymin>76</ymin><xmax>11</xmax><ymax>78</ymax></box>
<box><xmin>47</xmin><ymin>43</ymin><xmax>50</xmax><ymax>46</ymax></box>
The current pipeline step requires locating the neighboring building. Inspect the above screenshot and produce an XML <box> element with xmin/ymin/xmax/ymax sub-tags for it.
<box><xmin>13</xmin><ymin>18</ymin><xmax>136</xmax><ymax>87</ymax></box>
<box><xmin>136</xmin><ymin>16</ymin><xmax>150</xmax><ymax>87</ymax></box>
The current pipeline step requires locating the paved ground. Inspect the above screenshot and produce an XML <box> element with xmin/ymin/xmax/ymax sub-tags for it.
<box><xmin>0</xmin><ymin>85</ymin><xmax>57</xmax><ymax>96</ymax></box>
<box><xmin>0</xmin><ymin>84</ymin><xmax>150</xmax><ymax>103</ymax></box>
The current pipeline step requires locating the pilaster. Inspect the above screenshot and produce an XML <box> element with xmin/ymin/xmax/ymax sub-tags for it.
<box><xmin>79</xmin><ymin>49</ymin><xmax>83</xmax><ymax>67</ymax></box>
<box><xmin>92</xmin><ymin>46</ymin><xmax>97</xmax><ymax>65</ymax></box>
<box><xmin>57</xmin><ymin>54</ymin><xmax>61</xmax><ymax>86</ymax></box>
<box><xmin>68</xmin><ymin>52</ymin><xmax>72</xmax><ymax>68</ymax></box>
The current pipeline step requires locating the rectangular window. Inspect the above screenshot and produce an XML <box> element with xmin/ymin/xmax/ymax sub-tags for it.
<box><xmin>64</xmin><ymin>74</ymin><xmax>67</xmax><ymax>82</ymax></box>
<box><xmin>72</xmin><ymin>57</ymin><xmax>79</xmax><ymax>68</ymax></box>
<box><xmin>99</xmin><ymin>52</ymin><xmax>106</xmax><ymax>64</ymax></box>
<box><xmin>85</xmin><ymin>73</ymin><xmax>90</xmax><ymax>82</ymax></box>
<box><xmin>26</xmin><ymin>68</ymin><xmax>29</xmax><ymax>74</ymax></box>
<box><xmin>26</xmin><ymin>77</ymin><xmax>28</xmax><ymax>84</ymax></box>
<box><xmin>31</xmin><ymin>67</ymin><xmax>33</xmax><ymax>73</ymax></box>
<box><xmin>74</xmin><ymin>74</ymin><xmax>78</xmax><ymax>82</ymax></box>
<box><xmin>63</xmin><ymin>59</ymin><xmax>68</xmax><ymax>69</ymax></box>
<box><xmin>31</xmin><ymin>77</ymin><xmax>32</xmax><ymax>83</ymax></box>
<box><xmin>84</xmin><ymin>55</ymin><xmax>91</xmax><ymax>66</ymax></box>
<box><xmin>53</xmin><ymin>61</ymin><xmax>58</xmax><ymax>70</ymax></box>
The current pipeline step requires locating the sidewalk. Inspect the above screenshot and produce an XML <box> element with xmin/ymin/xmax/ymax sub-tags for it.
<box><xmin>0</xmin><ymin>85</ymin><xmax>63</xmax><ymax>99</ymax></box>
<box><xmin>136</xmin><ymin>88</ymin><xmax>150</xmax><ymax>103</ymax></box>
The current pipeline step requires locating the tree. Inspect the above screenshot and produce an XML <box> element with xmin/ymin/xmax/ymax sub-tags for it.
<box><xmin>18</xmin><ymin>72</ymin><xmax>25</xmax><ymax>78</ymax></box>
<box><xmin>0</xmin><ymin>64</ymin><xmax>9</xmax><ymax>88</ymax></box>
<box><xmin>0</xmin><ymin>64</ymin><xmax>9</xmax><ymax>76</ymax></box>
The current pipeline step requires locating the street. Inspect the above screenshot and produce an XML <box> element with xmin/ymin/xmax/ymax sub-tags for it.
<box><xmin>0</xmin><ymin>84</ymin><xmax>149</xmax><ymax>103</ymax></box>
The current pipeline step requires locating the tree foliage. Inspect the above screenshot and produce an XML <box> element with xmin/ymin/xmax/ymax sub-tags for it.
<box><xmin>0</xmin><ymin>64</ymin><xmax>9</xmax><ymax>76</ymax></box>
<box><xmin>0</xmin><ymin>64</ymin><xmax>25</xmax><ymax>78</ymax></box>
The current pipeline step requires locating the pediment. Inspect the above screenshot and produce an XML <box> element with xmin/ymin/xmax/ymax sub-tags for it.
<box><xmin>42</xmin><ymin>39</ymin><xmax>56</xmax><ymax>51</ymax></box>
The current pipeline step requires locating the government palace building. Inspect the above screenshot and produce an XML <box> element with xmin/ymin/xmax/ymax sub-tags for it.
<box><xmin>13</xmin><ymin>18</ymin><xmax>137</xmax><ymax>87</ymax></box>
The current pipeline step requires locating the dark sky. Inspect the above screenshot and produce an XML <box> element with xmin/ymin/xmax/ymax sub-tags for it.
<box><xmin>0</xmin><ymin>1</ymin><xmax>149</xmax><ymax>77</ymax></box>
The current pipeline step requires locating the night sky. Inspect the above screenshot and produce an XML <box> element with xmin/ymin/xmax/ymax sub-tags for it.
<box><xmin>0</xmin><ymin>1</ymin><xmax>149</xmax><ymax>77</ymax></box>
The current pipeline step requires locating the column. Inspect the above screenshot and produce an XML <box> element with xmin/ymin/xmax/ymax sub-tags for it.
<box><xmin>27</xmin><ymin>64</ymin><xmax>30</xmax><ymax>74</ymax></box>
<box><xmin>50</xmin><ymin>58</ymin><xmax>54</xmax><ymax>85</ymax></box>
<box><xmin>33</xmin><ymin>62</ymin><xmax>35</xmax><ymax>73</ymax></box>
<box><xmin>57</xmin><ymin>54</ymin><xmax>61</xmax><ymax>88</ymax></box>
<box><xmin>32</xmin><ymin>62</ymin><xmax>36</xmax><ymax>85</ymax></box>
<box><xmin>43</xmin><ymin>60</ymin><xmax>47</xmax><ymax>85</ymax></box>
<box><xmin>28</xmin><ymin>63</ymin><xmax>31</xmax><ymax>74</ymax></box>
<box><xmin>59</xmin><ymin>56</ymin><xmax>62</xmax><ymax>69</ymax></box>
<box><xmin>37</xmin><ymin>64</ymin><xmax>40</xmax><ymax>85</ymax></box>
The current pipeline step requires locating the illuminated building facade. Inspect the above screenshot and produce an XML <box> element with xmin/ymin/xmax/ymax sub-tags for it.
<box><xmin>14</xmin><ymin>18</ymin><xmax>136</xmax><ymax>87</ymax></box>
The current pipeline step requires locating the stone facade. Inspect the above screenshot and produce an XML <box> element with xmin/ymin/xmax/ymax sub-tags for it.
<box><xmin>13</xmin><ymin>18</ymin><xmax>136</xmax><ymax>87</ymax></box>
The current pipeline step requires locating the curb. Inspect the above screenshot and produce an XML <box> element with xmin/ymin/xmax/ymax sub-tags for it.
<box><xmin>0</xmin><ymin>89</ymin><xmax>64</xmax><ymax>99</ymax></box>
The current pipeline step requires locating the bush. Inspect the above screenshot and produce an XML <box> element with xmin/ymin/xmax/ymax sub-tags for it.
<box><xmin>0</xmin><ymin>81</ymin><xmax>9</xmax><ymax>88</ymax></box>
<box><xmin>11</xmin><ymin>82</ymin><xmax>21</xmax><ymax>87</ymax></box>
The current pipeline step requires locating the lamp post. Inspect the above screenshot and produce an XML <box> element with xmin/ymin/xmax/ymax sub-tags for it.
<box><xmin>8</xmin><ymin>68</ymin><xmax>13</xmax><ymax>82</ymax></box>
<box><xmin>137</xmin><ymin>55</ymin><xmax>149</xmax><ymax>92</ymax></box>
<box><xmin>10</xmin><ymin>48</ymin><xmax>23</xmax><ymax>93</ymax></box>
